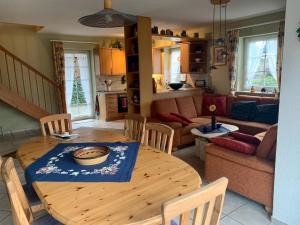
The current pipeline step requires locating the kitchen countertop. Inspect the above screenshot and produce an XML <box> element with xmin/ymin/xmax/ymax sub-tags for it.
<box><xmin>156</xmin><ymin>87</ymin><xmax>202</xmax><ymax>93</ymax></box>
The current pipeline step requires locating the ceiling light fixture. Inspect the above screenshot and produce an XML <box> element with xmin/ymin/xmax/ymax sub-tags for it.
<box><xmin>210</xmin><ymin>0</ymin><xmax>230</xmax><ymax>70</ymax></box>
<box><xmin>78</xmin><ymin>0</ymin><xmax>137</xmax><ymax>28</ymax></box>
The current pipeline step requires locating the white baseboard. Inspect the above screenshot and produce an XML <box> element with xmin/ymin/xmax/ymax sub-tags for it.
<box><xmin>271</xmin><ymin>216</ymin><xmax>288</xmax><ymax>225</ymax></box>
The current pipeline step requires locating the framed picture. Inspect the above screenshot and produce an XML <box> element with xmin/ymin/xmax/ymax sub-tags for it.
<box><xmin>213</xmin><ymin>46</ymin><xmax>227</xmax><ymax>66</ymax></box>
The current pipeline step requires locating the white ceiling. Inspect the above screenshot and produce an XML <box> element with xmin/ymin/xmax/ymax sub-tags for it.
<box><xmin>0</xmin><ymin>0</ymin><xmax>286</xmax><ymax>37</ymax></box>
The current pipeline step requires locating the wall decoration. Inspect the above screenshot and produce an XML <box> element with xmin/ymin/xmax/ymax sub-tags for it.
<box><xmin>213</xmin><ymin>46</ymin><xmax>227</xmax><ymax>66</ymax></box>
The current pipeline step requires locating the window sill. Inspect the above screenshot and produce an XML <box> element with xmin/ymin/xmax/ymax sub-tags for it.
<box><xmin>235</xmin><ymin>91</ymin><xmax>276</xmax><ymax>97</ymax></box>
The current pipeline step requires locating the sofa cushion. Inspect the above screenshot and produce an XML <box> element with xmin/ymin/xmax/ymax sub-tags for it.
<box><xmin>175</xmin><ymin>96</ymin><xmax>198</xmax><ymax>119</ymax></box>
<box><xmin>257</xmin><ymin>124</ymin><xmax>278</xmax><ymax>159</ymax></box>
<box><xmin>254</xmin><ymin>104</ymin><xmax>279</xmax><ymax>125</ymax></box>
<box><xmin>181</xmin><ymin>123</ymin><xmax>203</xmax><ymax>135</ymax></box>
<box><xmin>202</xmin><ymin>95</ymin><xmax>227</xmax><ymax>116</ymax></box>
<box><xmin>226</xmin><ymin>95</ymin><xmax>237</xmax><ymax>116</ymax></box>
<box><xmin>255</xmin><ymin>131</ymin><xmax>266</xmax><ymax>141</ymax></box>
<box><xmin>190</xmin><ymin>117</ymin><xmax>211</xmax><ymax>125</ymax></box>
<box><xmin>267</xmin><ymin>142</ymin><xmax>277</xmax><ymax>161</ymax></box>
<box><xmin>170</xmin><ymin>113</ymin><xmax>193</xmax><ymax>124</ymax></box>
<box><xmin>216</xmin><ymin>116</ymin><xmax>271</xmax><ymax>135</ymax></box>
<box><xmin>230</xmin><ymin>101</ymin><xmax>257</xmax><ymax>121</ymax></box>
<box><xmin>180</xmin><ymin>117</ymin><xmax>211</xmax><ymax>135</ymax></box>
<box><xmin>259</xmin><ymin>97</ymin><xmax>279</xmax><ymax>105</ymax></box>
<box><xmin>151</xmin><ymin>98</ymin><xmax>179</xmax><ymax>118</ymax></box>
<box><xmin>157</xmin><ymin>113</ymin><xmax>189</xmax><ymax>126</ymax></box>
<box><xmin>205</xmin><ymin>143</ymin><xmax>275</xmax><ymax>174</ymax></box>
<box><xmin>210</xmin><ymin>137</ymin><xmax>257</xmax><ymax>155</ymax></box>
<box><xmin>192</xmin><ymin>95</ymin><xmax>203</xmax><ymax>116</ymax></box>
<box><xmin>230</xmin><ymin>132</ymin><xmax>261</xmax><ymax>146</ymax></box>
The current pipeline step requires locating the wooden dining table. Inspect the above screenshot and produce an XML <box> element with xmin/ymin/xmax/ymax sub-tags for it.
<box><xmin>17</xmin><ymin>128</ymin><xmax>202</xmax><ymax>225</ymax></box>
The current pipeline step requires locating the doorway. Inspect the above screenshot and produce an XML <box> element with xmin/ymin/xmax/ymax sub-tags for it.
<box><xmin>64</xmin><ymin>50</ymin><xmax>94</xmax><ymax>120</ymax></box>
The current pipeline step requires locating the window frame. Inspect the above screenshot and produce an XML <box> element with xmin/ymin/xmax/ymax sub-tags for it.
<box><xmin>238</xmin><ymin>33</ymin><xmax>278</xmax><ymax>92</ymax></box>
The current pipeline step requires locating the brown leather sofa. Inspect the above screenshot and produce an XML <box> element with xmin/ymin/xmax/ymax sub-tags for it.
<box><xmin>205</xmin><ymin>124</ymin><xmax>278</xmax><ymax>211</ymax></box>
<box><xmin>150</xmin><ymin>94</ymin><xmax>278</xmax><ymax>148</ymax></box>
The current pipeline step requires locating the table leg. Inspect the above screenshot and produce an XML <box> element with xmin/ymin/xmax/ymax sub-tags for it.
<box><xmin>195</xmin><ymin>137</ymin><xmax>208</xmax><ymax>161</ymax></box>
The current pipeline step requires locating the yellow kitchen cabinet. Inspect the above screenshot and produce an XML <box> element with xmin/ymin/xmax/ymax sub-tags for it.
<box><xmin>112</xmin><ymin>49</ymin><xmax>126</xmax><ymax>75</ymax></box>
<box><xmin>99</xmin><ymin>48</ymin><xmax>126</xmax><ymax>76</ymax></box>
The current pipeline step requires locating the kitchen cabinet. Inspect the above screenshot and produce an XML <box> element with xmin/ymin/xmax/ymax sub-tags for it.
<box><xmin>180</xmin><ymin>40</ymin><xmax>208</xmax><ymax>74</ymax></box>
<box><xmin>112</xmin><ymin>49</ymin><xmax>126</xmax><ymax>75</ymax></box>
<box><xmin>99</xmin><ymin>48</ymin><xmax>126</xmax><ymax>76</ymax></box>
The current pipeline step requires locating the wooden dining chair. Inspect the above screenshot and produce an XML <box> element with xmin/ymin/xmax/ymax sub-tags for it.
<box><xmin>162</xmin><ymin>177</ymin><xmax>228</xmax><ymax>225</ymax></box>
<box><xmin>5</xmin><ymin>176</ymin><xmax>62</xmax><ymax>225</ymax></box>
<box><xmin>143</xmin><ymin>123</ymin><xmax>174</xmax><ymax>155</ymax></box>
<box><xmin>2</xmin><ymin>158</ymin><xmax>44</xmax><ymax>216</ymax></box>
<box><xmin>124</xmin><ymin>113</ymin><xmax>146</xmax><ymax>142</ymax></box>
<box><xmin>40</xmin><ymin>113</ymin><xmax>72</xmax><ymax>136</ymax></box>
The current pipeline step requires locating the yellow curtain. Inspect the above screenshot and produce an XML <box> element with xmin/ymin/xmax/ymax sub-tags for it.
<box><xmin>277</xmin><ymin>21</ymin><xmax>285</xmax><ymax>91</ymax></box>
<box><xmin>52</xmin><ymin>41</ymin><xmax>66</xmax><ymax>113</ymax></box>
<box><xmin>228</xmin><ymin>30</ymin><xmax>240</xmax><ymax>95</ymax></box>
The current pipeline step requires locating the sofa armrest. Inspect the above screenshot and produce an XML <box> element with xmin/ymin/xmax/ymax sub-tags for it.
<box><xmin>205</xmin><ymin>143</ymin><xmax>274</xmax><ymax>174</ymax></box>
<box><xmin>147</xmin><ymin>117</ymin><xmax>183</xmax><ymax>129</ymax></box>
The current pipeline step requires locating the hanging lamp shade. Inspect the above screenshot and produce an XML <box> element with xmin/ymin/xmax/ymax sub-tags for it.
<box><xmin>78</xmin><ymin>0</ymin><xmax>137</xmax><ymax>28</ymax></box>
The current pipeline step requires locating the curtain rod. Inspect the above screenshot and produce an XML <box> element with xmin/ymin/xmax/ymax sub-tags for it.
<box><xmin>227</xmin><ymin>19</ymin><xmax>284</xmax><ymax>31</ymax></box>
<box><xmin>50</xmin><ymin>40</ymin><xmax>99</xmax><ymax>44</ymax></box>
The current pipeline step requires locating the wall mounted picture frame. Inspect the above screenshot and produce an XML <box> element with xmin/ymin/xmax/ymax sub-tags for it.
<box><xmin>213</xmin><ymin>46</ymin><xmax>227</xmax><ymax>66</ymax></box>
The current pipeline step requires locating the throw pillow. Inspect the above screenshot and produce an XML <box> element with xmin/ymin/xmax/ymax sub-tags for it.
<box><xmin>170</xmin><ymin>113</ymin><xmax>193</xmax><ymax>124</ymax></box>
<box><xmin>202</xmin><ymin>95</ymin><xmax>227</xmax><ymax>116</ymax></box>
<box><xmin>254</xmin><ymin>104</ymin><xmax>279</xmax><ymax>125</ymax></box>
<box><xmin>230</xmin><ymin>101</ymin><xmax>257</xmax><ymax>121</ymax></box>
<box><xmin>157</xmin><ymin>113</ymin><xmax>189</xmax><ymax>126</ymax></box>
<box><xmin>229</xmin><ymin>132</ymin><xmax>261</xmax><ymax>145</ymax></box>
<box><xmin>209</xmin><ymin>137</ymin><xmax>257</xmax><ymax>155</ymax></box>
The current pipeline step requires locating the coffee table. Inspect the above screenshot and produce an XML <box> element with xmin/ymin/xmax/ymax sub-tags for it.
<box><xmin>191</xmin><ymin>123</ymin><xmax>239</xmax><ymax>160</ymax></box>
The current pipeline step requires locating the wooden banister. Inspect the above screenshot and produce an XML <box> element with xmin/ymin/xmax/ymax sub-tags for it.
<box><xmin>0</xmin><ymin>45</ymin><xmax>59</xmax><ymax>87</ymax></box>
<box><xmin>0</xmin><ymin>44</ymin><xmax>64</xmax><ymax>116</ymax></box>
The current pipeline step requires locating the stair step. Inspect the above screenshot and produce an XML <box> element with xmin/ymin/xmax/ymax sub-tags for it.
<box><xmin>0</xmin><ymin>83</ymin><xmax>49</xmax><ymax>120</ymax></box>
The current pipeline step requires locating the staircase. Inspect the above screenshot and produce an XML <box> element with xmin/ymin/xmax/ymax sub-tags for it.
<box><xmin>0</xmin><ymin>44</ymin><xmax>64</xmax><ymax>119</ymax></box>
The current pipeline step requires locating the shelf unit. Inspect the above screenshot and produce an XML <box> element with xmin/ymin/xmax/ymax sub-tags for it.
<box><xmin>180</xmin><ymin>40</ymin><xmax>208</xmax><ymax>74</ymax></box>
<box><xmin>124</xmin><ymin>16</ymin><xmax>153</xmax><ymax>116</ymax></box>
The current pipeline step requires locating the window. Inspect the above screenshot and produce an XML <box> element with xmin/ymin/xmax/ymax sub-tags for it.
<box><xmin>242</xmin><ymin>35</ymin><xmax>278</xmax><ymax>91</ymax></box>
<box><xmin>169</xmin><ymin>47</ymin><xmax>181</xmax><ymax>83</ymax></box>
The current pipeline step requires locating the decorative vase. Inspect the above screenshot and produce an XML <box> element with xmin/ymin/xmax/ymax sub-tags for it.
<box><xmin>211</xmin><ymin>113</ymin><xmax>216</xmax><ymax>130</ymax></box>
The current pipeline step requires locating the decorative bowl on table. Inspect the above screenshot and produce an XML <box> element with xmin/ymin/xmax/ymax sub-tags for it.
<box><xmin>73</xmin><ymin>146</ymin><xmax>110</xmax><ymax>166</ymax></box>
<box><xmin>168</xmin><ymin>83</ymin><xmax>183</xmax><ymax>90</ymax></box>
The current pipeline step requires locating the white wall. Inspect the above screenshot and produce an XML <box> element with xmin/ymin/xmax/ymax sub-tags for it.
<box><xmin>273</xmin><ymin>0</ymin><xmax>300</xmax><ymax>224</ymax></box>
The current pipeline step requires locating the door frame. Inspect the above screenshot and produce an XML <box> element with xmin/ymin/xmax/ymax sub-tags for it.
<box><xmin>64</xmin><ymin>48</ymin><xmax>96</xmax><ymax>121</ymax></box>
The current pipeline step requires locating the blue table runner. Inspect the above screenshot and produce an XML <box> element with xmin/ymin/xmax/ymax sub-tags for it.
<box><xmin>25</xmin><ymin>142</ymin><xmax>140</xmax><ymax>185</ymax></box>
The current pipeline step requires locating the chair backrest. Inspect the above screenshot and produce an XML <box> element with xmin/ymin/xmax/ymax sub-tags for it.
<box><xmin>40</xmin><ymin>113</ymin><xmax>72</xmax><ymax>136</ymax></box>
<box><xmin>2</xmin><ymin>158</ymin><xmax>33</xmax><ymax>223</ymax></box>
<box><xmin>162</xmin><ymin>177</ymin><xmax>228</xmax><ymax>225</ymax></box>
<box><xmin>124</xmin><ymin>113</ymin><xmax>146</xmax><ymax>142</ymax></box>
<box><xmin>5</xmin><ymin>178</ymin><xmax>31</xmax><ymax>225</ymax></box>
<box><xmin>143</xmin><ymin>123</ymin><xmax>174</xmax><ymax>155</ymax></box>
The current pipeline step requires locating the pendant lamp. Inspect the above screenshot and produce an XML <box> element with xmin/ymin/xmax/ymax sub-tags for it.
<box><xmin>79</xmin><ymin>0</ymin><xmax>137</xmax><ymax>28</ymax></box>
